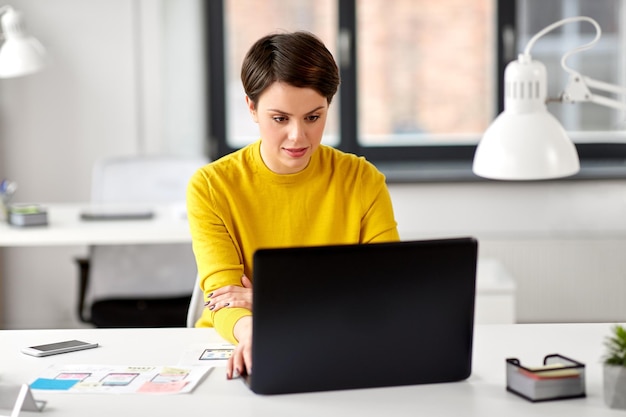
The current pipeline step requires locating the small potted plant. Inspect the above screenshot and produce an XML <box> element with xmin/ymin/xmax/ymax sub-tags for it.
<box><xmin>603</xmin><ymin>324</ymin><xmax>626</xmax><ymax>409</ymax></box>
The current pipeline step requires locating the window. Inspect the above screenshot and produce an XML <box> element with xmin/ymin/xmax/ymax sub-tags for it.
<box><xmin>355</xmin><ymin>1</ymin><xmax>494</xmax><ymax>148</ymax></box>
<box><xmin>205</xmin><ymin>0</ymin><xmax>626</xmax><ymax>181</ymax></box>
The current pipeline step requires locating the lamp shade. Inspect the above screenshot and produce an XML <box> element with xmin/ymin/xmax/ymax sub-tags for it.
<box><xmin>0</xmin><ymin>8</ymin><xmax>45</xmax><ymax>78</ymax></box>
<box><xmin>473</xmin><ymin>111</ymin><xmax>579</xmax><ymax>180</ymax></box>
<box><xmin>473</xmin><ymin>54</ymin><xmax>580</xmax><ymax>180</ymax></box>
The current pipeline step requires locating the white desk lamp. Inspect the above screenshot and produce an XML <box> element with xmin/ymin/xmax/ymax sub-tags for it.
<box><xmin>473</xmin><ymin>16</ymin><xmax>626</xmax><ymax>181</ymax></box>
<box><xmin>0</xmin><ymin>5</ymin><xmax>45</xmax><ymax>78</ymax></box>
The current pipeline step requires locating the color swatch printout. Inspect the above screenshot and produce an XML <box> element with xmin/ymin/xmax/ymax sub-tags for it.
<box><xmin>29</xmin><ymin>365</ymin><xmax>211</xmax><ymax>394</ymax></box>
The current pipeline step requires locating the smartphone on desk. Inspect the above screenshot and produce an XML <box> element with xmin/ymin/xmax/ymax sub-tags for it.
<box><xmin>21</xmin><ymin>340</ymin><xmax>99</xmax><ymax>357</ymax></box>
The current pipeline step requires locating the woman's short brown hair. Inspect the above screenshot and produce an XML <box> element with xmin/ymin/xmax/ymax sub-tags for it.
<box><xmin>241</xmin><ymin>31</ymin><xmax>340</xmax><ymax>107</ymax></box>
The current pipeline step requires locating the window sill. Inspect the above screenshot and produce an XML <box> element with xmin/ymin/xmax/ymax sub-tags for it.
<box><xmin>376</xmin><ymin>159</ymin><xmax>626</xmax><ymax>183</ymax></box>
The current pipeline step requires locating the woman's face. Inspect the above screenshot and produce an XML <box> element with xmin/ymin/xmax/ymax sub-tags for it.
<box><xmin>247</xmin><ymin>82</ymin><xmax>328</xmax><ymax>174</ymax></box>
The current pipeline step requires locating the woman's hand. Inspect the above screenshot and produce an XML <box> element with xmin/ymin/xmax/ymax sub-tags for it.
<box><xmin>205</xmin><ymin>274</ymin><xmax>253</xmax><ymax>313</ymax></box>
<box><xmin>227</xmin><ymin>315</ymin><xmax>253</xmax><ymax>379</ymax></box>
<box><xmin>204</xmin><ymin>275</ymin><xmax>254</xmax><ymax>378</ymax></box>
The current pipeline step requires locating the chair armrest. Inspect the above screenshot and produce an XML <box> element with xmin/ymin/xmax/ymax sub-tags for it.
<box><xmin>74</xmin><ymin>257</ymin><xmax>91</xmax><ymax>323</ymax></box>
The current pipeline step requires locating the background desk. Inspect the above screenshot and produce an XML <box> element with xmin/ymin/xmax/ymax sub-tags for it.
<box><xmin>0</xmin><ymin>204</ymin><xmax>516</xmax><ymax>328</ymax></box>
<box><xmin>0</xmin><ymin>203</ymin><xmax>191</xmax><ymax>246</ymax></box>
<box><xmin>0</xmin><ymin>203</ymin><xmax>192</xmax><ymax>328</ymax></box>
<box><xmin>0</xmin><ymin>323</ymin><xmax>621</xmax><ymax>416</ymax></box>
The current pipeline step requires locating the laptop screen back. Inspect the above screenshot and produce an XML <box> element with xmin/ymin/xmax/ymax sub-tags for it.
<box><xmin>249</xmin><ymin>237</ymin><xmax>478</xmax><ymax>395</ymax></box>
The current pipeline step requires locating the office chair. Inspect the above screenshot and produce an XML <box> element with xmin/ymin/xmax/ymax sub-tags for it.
<box><xmin>76</xmin><ymin>155</ymin><xmax>207</xmax><ymax>328</ymax></box>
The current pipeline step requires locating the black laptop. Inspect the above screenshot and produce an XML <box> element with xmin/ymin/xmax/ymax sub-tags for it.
<box><xmin>247</xmin><ymin>237</ymin><xmax>478</xmax><ymax>395</ymax></box>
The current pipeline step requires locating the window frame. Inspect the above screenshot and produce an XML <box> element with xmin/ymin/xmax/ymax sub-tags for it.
<box><xmin>205</xmin><ymin>0</ymin><xmax>626</xmax><ymax>182</ymax></box>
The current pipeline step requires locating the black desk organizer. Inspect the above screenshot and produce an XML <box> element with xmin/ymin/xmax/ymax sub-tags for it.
<box><xmin>506</xmin><ymin>354</ymin><xmax>586</xmax><ymax>402</ymax></box>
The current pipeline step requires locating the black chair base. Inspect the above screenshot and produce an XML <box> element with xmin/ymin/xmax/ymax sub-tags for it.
<box><xmin>89</xmin><ymin>295</ymin><xmax>192</xmax><ymax>328</ymax></box>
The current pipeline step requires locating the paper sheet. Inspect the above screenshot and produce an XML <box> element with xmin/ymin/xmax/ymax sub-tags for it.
<box><xmin>29</xmin><ymin>365</ymin><xmax>211</xmax><ymax>395</ymax></box>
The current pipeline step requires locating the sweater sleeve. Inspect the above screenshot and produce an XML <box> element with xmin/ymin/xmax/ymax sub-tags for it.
<box><xmin>186</xmin><ymin>168</ymin><xmax>251</xmax><ymax>344</ymax></box>
<box><xmin>358</xmin><ymin>161</ymin><xmax>400</xmax><ymax>243</ymax></box>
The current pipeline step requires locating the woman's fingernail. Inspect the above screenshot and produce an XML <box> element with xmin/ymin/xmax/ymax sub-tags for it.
<box><xmin>207</xmin><ymin>292</ymin><xmax>213</xmax><ymax>298</ymax></box>
<box><xmin>224</xmin><ymin>302</ymin><xmax>230</xmax><ymax>307</ymax></box>
<box><xmin>209</xmin><ymin>305</ymin><xmax>215</xmax><ymax>310</ymax></box>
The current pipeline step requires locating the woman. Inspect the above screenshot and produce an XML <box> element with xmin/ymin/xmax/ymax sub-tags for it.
<box><xmin>187</xmin><ymin>31</ymin><xmax>399</xmax><ymax>379</ymax></box>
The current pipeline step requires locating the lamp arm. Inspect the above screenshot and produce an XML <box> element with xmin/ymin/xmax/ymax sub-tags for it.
<box><xmin>561</xmin><ymin>72</ymin><xmax>626</xmax><ymax>111</ymax></box>
<box><xmin>588</xmin><ymin>95</ymin><xmax>626</xmax><ymax>112</ymax></box>
<box><xmin>585</xmin><ymin>76</ymin><xmax>626</xmax><ymax>96</ymax></box>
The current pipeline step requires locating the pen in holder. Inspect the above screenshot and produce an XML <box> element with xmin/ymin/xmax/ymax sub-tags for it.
<box><xmin>0</xmin><ymin>179</ymin><xmax>17</xmax><ymax>222</ymax></box>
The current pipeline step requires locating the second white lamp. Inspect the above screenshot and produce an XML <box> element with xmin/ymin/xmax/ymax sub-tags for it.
<box><xmin>0</xmin><ymin>6</ymin><xmax>45</xmax><ymax>78</ymax></box>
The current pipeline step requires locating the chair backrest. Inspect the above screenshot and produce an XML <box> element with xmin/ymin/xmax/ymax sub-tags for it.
<box><xmin>91</xmin><ymin>156</ymin><xmax>206</xmax><ymax>203</ymax></box>
<box><xmin>83</xmin><ymin>155</ymin><xmax>207</xmax><ymax>325</ymax></box>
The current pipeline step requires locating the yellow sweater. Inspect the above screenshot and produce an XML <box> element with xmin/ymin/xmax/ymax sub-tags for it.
<box><xmin>186</xmin><ymin>140</ymin><xmax>399</xmax><ymax>343</ymax></box>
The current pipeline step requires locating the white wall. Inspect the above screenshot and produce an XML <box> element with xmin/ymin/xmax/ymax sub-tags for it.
<box><xmin>389</xmin><ymin>181</ymin><xmax>626</xmax><ymax>324</ymax></box>
<box><xmin>1</xmin><ymin>0</ymin><xmax>626</xmax><ymax>329</ymax></box>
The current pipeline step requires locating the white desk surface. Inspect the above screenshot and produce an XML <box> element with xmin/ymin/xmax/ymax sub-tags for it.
<box><xmin>0</xmin><ymin>323</ymin><xmax>621</xmax><ymax>416</ymax></box>
<box><xmin>0</xmin><ymin>203</ymin><xmax>191</xmax><ymax>247</ymax></box>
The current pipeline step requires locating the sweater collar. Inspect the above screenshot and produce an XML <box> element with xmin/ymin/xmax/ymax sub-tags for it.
<box><xmin>252</xmin><ymin>139</ymin><xmax>320</xmax><ymax>184</ymax></box>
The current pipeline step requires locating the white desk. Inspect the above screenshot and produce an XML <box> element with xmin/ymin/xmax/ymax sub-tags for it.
<box><xmin>0</xmin><ymin>324</ymin><xmax>621</xmax><ymax>416</ymax></box>
<box><xmin>0</xmin><ymin>203</ymin><xmax>191</xmax><ymax>246</ymax></box>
